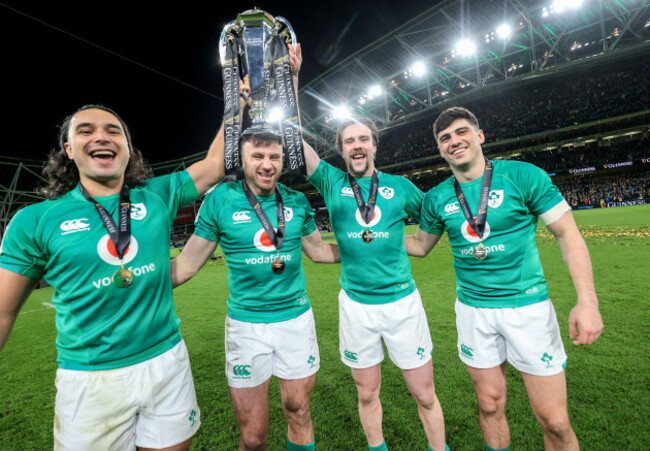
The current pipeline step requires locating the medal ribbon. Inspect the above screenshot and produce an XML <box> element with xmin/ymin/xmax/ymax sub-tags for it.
<box><xmin>242</xmin><ymin>180</ymin><xmax>285</xmax><ymax>251</ymax></box>
<box><xmin>80</xmin><ymin>184</ymin><xmax>131</xmax><ymax>260</ymax></box>
<box><xmin>269</xmin><ymin>35</ymin><xmax>306</xmax><ymax>177</ymax></box>
<box><xmin>453</xmin><ymin>158</ymin><xmax>493</xmax><ymax>240</ymax></box>
<box><xmin>348</xmin><ymin>170</ymin><xmax>379</xmax><ymax>226</ymax></box>
<box><xmin>223</xmin><ymin>39</ymin><xmax>242</xmax><ymax>175</ymax></box>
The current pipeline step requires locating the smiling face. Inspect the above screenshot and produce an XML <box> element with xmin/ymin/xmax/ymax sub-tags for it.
<box><xmin>64</xmin><ymin>108</ymin><xmax>130</xmax><ymax>194</ymax></box>
<box><xmin>436</xmin><ymin>118</ymin><xmax>485</xmax><ymax>176</ymax></box>
<box><xmin>340</xmin><ymin>123</ymin><xmax>377</xmax><ymax>178</ymax></box>
<box><xmin>241</xmin><ymin>138</ymin><xmax>284</xmax><ymax>196</ymax></box>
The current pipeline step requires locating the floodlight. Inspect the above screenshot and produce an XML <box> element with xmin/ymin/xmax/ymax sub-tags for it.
<box><xmin>552</xmin><ymin>0</ymin><xmax>583</xmax><ymax>12</ymax></box>
<box><xmin>496</xmin><ymin>24</ymin><xmax>512</xmax><ymax>39</ymax></box>
<box><xmin>411</xmin><ymin>61</ymin><xmax>426</xmax><ymax>77</ymax></box>
<box><xmin>332</xmin><ymin>105</ymin><xmax>351</xmax><ymax>120</ymax></box>
<box><xmin>455</xmin><ymin>39</ymin><xmax>476</xmax><ymax>56</ymax></box>
<box><xmin>368</xmin><ymin>85</ymin><xmax>382</xmax><ymax>99</ymax></box>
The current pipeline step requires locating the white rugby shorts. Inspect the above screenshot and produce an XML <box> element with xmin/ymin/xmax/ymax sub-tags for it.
<box><xmin>339</xmin><ymin>288</ymin><xmax>433</xmax><ymax>370</ymax></box>
<box><xmin>54</xmin><ymin>340</ymin><xmax>200</xmax><ymax>450</ymax></box>
<box><xmin>224</xmin><ymin>308</ymin><xmax>320</xmax><ymax>388</ymax></box>
<box><xmin>455</xmin><ymin>299</ymin><xmax>567</xmax><ymax>376</ymax></box>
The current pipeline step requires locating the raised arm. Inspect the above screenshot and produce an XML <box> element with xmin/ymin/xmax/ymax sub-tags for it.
<box><xmin>0</xmin><ymin>268</ymin><xmax>38</xmax><ymax>352</ymax></box>
<box><xmin>546</xmin><ymin>210</ymin><xmax>603</xmax><ymax>345</ymax></box>
<box><xmin>186</xmin><ymin>76</ymin><xmax>251</xmax><ymax>195</ymax></box>
<box><xmin>301</xmin><ymin>230</ymin><xmax>340</xmax><ymax>263</ymax></box>
<box><xmin>171</xmin><ymin>234</ymin><xmax>219</xmax><ymax>288</ymax></box>
<box><xmin>404</xmin><ymin>227</ymin><xmax>441</xmax><ymax>257</ymax></box>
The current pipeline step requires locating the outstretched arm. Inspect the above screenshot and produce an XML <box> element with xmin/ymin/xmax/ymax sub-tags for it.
<box><xmin>301</xmin><ymin>230</ymin><xmax>340</xmax><ymax>263</ymax></box>
<box><xmin>0</xmin><ymin>268</ymin><xmax>38</xmax><ymax>352</ymax></box>
<box><xmin>186</xmin><ymin>76</ymin><xmax>251</xmax><ymax>195</ymax></box>
<box><xmin>404</xmin><ymin>228</ymin><xmax>441</xmax><ymax>257</ymax></box>
<box><xmin>546</xmin><ymin>210</ymin><xmax>603</xmax><ymax>345</ymax></box>
<box><xmin>171</xmin><ymin>234</ymin><xmax>219</xmax><ymax>287</ymax></box>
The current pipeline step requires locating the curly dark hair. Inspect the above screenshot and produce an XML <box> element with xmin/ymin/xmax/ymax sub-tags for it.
<box><xmin>38</xmin><ymin>104</ymin><xmax>153</xmax><ymax>199</ymax></box>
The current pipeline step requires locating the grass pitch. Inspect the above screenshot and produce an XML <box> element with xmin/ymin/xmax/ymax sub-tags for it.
<box><xmin>1</xmin><ymin>205</ymin><xmax>648</xmax><ymax>449</ymax></box>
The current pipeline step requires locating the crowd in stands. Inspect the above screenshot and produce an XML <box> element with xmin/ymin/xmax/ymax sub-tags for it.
<box><xmin>556</xmin><ymin>172</ymin><xmax>649</xmax><ymax>208</ymax></box>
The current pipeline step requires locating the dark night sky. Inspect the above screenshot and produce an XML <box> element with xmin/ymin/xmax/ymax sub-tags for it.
<box><xmin>1</xmin><ymin>1</ymin><xmax>438</xmax><ymax>164</ymax></box>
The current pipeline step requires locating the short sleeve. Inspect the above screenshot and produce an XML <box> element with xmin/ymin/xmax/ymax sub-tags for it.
<box><xmin>0</xmin><ymin>208</ymin><xmax>47</xmax><ymax>279</ymax></box>
<box><xmin>419</xmin><ymin>191</ymin><xmax>445</xmax><ymax>236</ymax></box>
<box><xmin>193</xmin><ymin>188</ymin><xmax>221</xmax><ymax>242</ymax></box>
<box><xmin>297</xmin><ymin>193</ymin><xmax>317</xmax><ymax>236</ymax></box>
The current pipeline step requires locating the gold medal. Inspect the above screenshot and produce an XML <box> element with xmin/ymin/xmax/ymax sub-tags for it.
<box><xmin>473</xmin><ymin>242</ymin><xmax>488</xmax><ymax>260</ymax></box>
<box><xmin>113</xmin><ymin>265</ymin><xmax>134</xmax><ymax>288</ymax></box>
<box><xmin>362</xmin><ymin>228</ymin><xmax>374</xmax><ymax>243</ymax></box>
<box><xmin>271</xmin><ymin>257</ymin><xmax>286</xmax><ymax>274</ymax></box>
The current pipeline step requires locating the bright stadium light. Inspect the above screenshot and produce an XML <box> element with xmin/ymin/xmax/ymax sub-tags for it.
<box><xmin>496</xmin><ymin>24</ymin><xmax>512</xmax><ymax>39</ymax></box>
<box><xmin>367</xmin><ymin>84</ymin><xmax>383</xmax><ymax>99</ymax></box>
<box><xmin>455</xmin><ymin>39</ymin><xmax>476</xmax><ymax>56</ymax></box>
<box><xmin>552</xmin><ymin>0</ymin><xmax>583</xmax><ymax>12</ymax></box>
<box><xmin>332</xmin><ymin>105</ymin><xmax>351</xmax><ymax>120</ymax></box>
<box><xmin>268</xmin><ymin>107</ymin><xmax>284</xmax><ymax>123</ymax></box>
<box><xmin>411</xmin><ymin>61</ymin><xmax>426</xmax><ymax>77</ymax></box>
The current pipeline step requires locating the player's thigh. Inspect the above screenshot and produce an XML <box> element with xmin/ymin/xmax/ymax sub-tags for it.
<box><xmin>466</xmin><ymin>362</ymin><xmax>508</xmax><ymax>404</ymax></box>
<box><xmin>278</xmin><ymin>373</ymin><xmax>317</xmax><ymax>413</ymax></box>
<box><xmin>521</xmin><ymin>370</ymin><xmax>570</xmax><ymax>423</ymax></box>
<box><xmin>54</xmin><ymin>367</ymin><xmax>138</xmax><ymax>451</ymax></box>
<box><xmin>272</xmin><ymin>309</ymin><xmax>320</xmax><ymax>380</ymax></box>
<box><xmin>382</xmin><ymin>289</ymin><xmax>433</xmax><ymax>370</ymax></box>
<box><xmin>135</xmin><ymin>341</ymin><xmax>201</xmax><ymax>449</ymax></box>
<box><xmin>338</xmin><ymin>289</ymin><xmax>384</xmax><ymax>369</ymax></box>
<box><xmin>455</xmin><ymin>300</ymin><xmax>507</xmax><ymax>369</ymax></box>
<box><xmin>500</xmin><ymin>300</ymin><xmax>567</xmax><ymax>376</ymax></box>
<box><xmin>225</xmin><ymin>315</ymin><xmax>274</xmax><ymax>388</ymax></box>
<box><xmin>229</xmin><ymin>379</ymin><xmax>271</xmax><ymax>432</ymax></box>
<box><xmin>350</xmin><ymin>363</ymin><xmax>382</xmax><ymax>400</ymax></box>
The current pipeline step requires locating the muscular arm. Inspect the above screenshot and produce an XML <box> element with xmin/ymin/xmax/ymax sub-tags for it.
<box><xmin>404</xmin><ymin>228</ymin><xmax>441</xmax><ymax>257</ymax></box>
<box><xmin>170</xmin><ymin>234</ymin><xmax>219</xmax><ymax>288</ymax></box>
<box><xmin>546</xmin><ymin>210</ymin><xmax>603</xmax><ymax>345</ymax></box>
<box><xmin>186</xmin><ymin>76</ymin><xmax>251</xmax><ymax>195</ymax></box>
<box><xmin>301</xmin><ymin>230</ymin><xmax>339</xmax><ymax>263</ymax></box>
<box><xmin>0</xmin><ymin>268</ymin><xmax>38</xmax><ymax>352</ymax></box>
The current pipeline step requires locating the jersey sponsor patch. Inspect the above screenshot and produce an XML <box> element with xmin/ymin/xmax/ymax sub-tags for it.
<box><xmin>130</xmin><ymin>203</ymin><xmax>147</xmax><ymax>220</ymax></box>
<box><xmin>354</xmin><ymin>205</ymin><xmax>382</xmax><ymax>227</ymax></box>
<box><xmin>340</xmin><ymin>187</ymin><xmax>354</xmax><ymax>197</ymax></box>
<box><xmin>488</xmin><ymin>190</ymin><xmax>504</xmax><ymax>209</ymax></box>
<box><xmin>232</xmin><ymin>211</ymin><xmax>252</xmax><ymax>224</ymax></box>
<box><xmin>97</xmin><ymin>234</ymin><xmax>139</xmax><ymax>265</ymax></box>
<box><xmin>460</xmin><ymin>218</ymin><xmax>491</xmax><ymax>243</ymax></box>
<box><xmin>60</xmin><ymin>218</ymin><xmax>91</xmax><ymax>235</ymax></box>
<box><xmin>253</xmin><ymin>228</ymin><xmax>278</xmax><ymax>252</ymax></box>
<box><xmin>378</xmin><ymin>186</ymin><xmax>394</xmax><ymax>200</ymax></box>
<box><xmin>444</xmin><ymin>202</ymin><xmax>460</xmax><ymax>216</ymax></box>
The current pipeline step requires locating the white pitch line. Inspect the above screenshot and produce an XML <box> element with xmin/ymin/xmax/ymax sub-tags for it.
<box><xmin>19</xmin><ymin>302</ymin><xmax>55</xmax><ymax>315</ymax></box>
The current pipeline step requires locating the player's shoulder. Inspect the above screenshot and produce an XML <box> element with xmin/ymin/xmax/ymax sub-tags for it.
<box><xmin>9</xmin><ymin>191</ymin><xmax>79</xmax><ymax>230</ymax></box>
<box><xmin>425</xmin><ymin>175</ymin><xmax>455</xmax><ymax>198</ymax></box>
<box><xmin>494</xmin><ymin>159</ymin><xmax>547</xmax><ymax>177</ymax></box>
<box><xmin>278</xmin><ymin>182</ymin><xmax>309</xmax><ymax>204</ymax></box>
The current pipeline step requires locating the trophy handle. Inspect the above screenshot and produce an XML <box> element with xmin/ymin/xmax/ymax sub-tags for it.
<box><xmin>274</xmin><ymin>16</ymin><xmax>297</xmax><ymax>46</ymax></box>
<box><xmin>219</xmin><ymin>20</ymin><xmax>238</xmax><ymax>65</ymax></box>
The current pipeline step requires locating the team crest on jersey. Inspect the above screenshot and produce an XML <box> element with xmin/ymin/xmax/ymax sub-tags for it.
<box><xmin>340</xmin><ymin>187</ymin><xmax>354</xmax><ymax>197</ymax></box>
<box><xmin>460</xmin><ymin>219</ymin><xmax>491</xmax><ymax>243</ymax></box>
<box><xmin>378</xmin><ymin>187</ymin><xmax>394</xmax><ymax>200</ymax></box>
<box><xmin>444</xmin><ymin>202</ymin><xmax>460</xmax><ymax>216</ymax></box>
<box><xmin>355</xmin><ymin>205</ymin><xmax>382</xmax><ymax>227</ymax></box>
<box><xmin>253</xmin><ymin>228</ymin><xmax>278</xmax><ymax>252</ymax></box>
<box><xmin>60</xmin><ymin>218</ymin><xmax>91</xmax><ymax>235</ymax></box>
<box><xmin>283</xmin><ymin>207</ymin><xmax>294</xmax><ymax>222</ymax></box>
<box><xmin>97</xmin><ymin>234</ymin><xmax>139</xmax><ymax>265</ymax></box>
<box><xmin>232</xmin><ymin>211</ymin><xmax>252</xmax><ymax>224</ymax></box>
<box><xmin>130</xmin><ymin>203</ymin><xmax>147</xmax><ymax>220</ymax></box>
<box><xmin>488</xmin><ymin>190</ymin><xmax>504</xmax><ymax>209</ymax></box>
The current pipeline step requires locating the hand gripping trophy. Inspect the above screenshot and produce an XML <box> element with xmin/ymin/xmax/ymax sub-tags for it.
<box><xmin>220</xmin><ymin>8</ymin><xmax>305</xmax><ymax>178</ymax></box>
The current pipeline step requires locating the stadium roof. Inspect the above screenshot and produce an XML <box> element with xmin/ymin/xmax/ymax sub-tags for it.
<box><xmin>298</xmin><ymin>0</ymin><xmax>650</xmax><ymax>153</ymax></box>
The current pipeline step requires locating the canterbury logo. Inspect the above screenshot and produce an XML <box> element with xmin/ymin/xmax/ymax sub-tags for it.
<box><xmin>233</xmin><ymin>365</ymin><xmax>251</xmax><ymax>376</ymax></box>
<box><xmin>60</xmin><ymin>218</ymin><xmax>90</xmax><ymax>232</ymax></box>
<box><xmin>232</xmin><ymin>211</ymin><xmax>252</xmax><ymax>223</ymax></box>
<box><xmin>444</xmin><ymin>202</ymin><xmax>460</xmax><ymax>215</ymax></box>
<box><xmin>340</xmin><ymin>187</ymin><xmax>354</xmax><ymax>197</ymax></box>
<box><xmin>343</xmin><ymin>350</ymin><xmax>358</xmax><ymax>361</ymax></box>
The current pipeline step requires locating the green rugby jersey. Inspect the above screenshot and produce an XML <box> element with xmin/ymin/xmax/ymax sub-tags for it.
<box><xmin>420</xmin><ymin>160</ymin><xmax>565</xmax><ymax>308</ymax></box>
<box><xmin>0</xmin><ymin>171</ymin><xmax>199</xmax><ymax>370</ymax></box>
<box><xmin>193</xmin><ymin>181</ymin><xmax>316</xmax><ymax>323</ymax></box>
<box><xmin>309</xmin><ymin>160</ymin><xmax>423</xmax><ymax>304</ymax></box>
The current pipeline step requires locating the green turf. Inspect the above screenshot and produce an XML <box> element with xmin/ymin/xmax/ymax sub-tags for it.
<box><xmin>1</xmin><ymin>205</ymin><xmax>649</xmax><ymax>449</ymax></box>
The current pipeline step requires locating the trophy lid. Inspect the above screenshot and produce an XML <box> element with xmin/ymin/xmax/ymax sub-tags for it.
<box><xmin>236</xmin><ymin>9</ymin><xmax>276</xmax><ymax>29</ymax></box>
